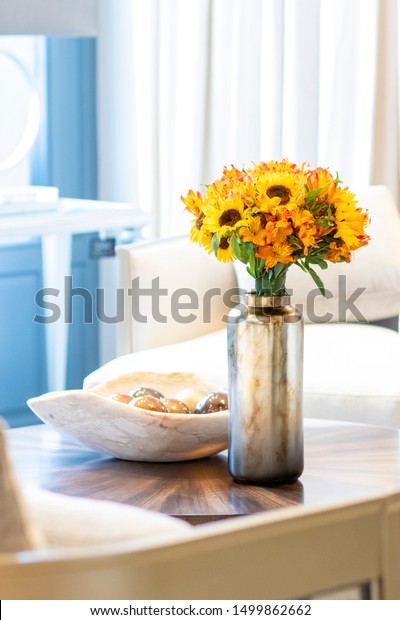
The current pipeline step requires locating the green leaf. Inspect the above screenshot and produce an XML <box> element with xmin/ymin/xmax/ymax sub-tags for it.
<box><xmin>294</xmin><ymin>260</ymin><xmax>307</xmax><ymax>272</ymax></box>
<box><xmin>230</xmin><ymin>235</ymin><xmax>253</xmax><ymax>264</ymax></box>
<box><xmin>287</xmin><ymin>235</ymin><xmax>302</xmax><ymax>249</ymax></box>
<box><xmin>243</xmin><ymin>242</ymin><xmax>254</xmax><ymax>263</ymax></box>
<box><xmin>273</xmin><ymin>262</ymin><xmax>288</xmax><ymax>278</ymax></box>
<box><xmin>304</xmin><ymin>188</ymin><xmax>323</xmax><ymax>201</ymax></box>
<box><xmin>248</xmin><ymin>245</ymin><xmax>256</xmax><ymax>277</ymax></box>
<box><xmin>307</xmin><ymin>256</ymin><xmax>328</xmax><ymax>270</ymax></box>
<box><xmin>230</xmin><ymin>234</ymin><xmax>243</xmax><ymax>262</ymax></box>
<box><xmin>211</xmin><ymin>233</ymin><xmax>220</xmax><ymax>255</ymax></box>
<box><xmin>305</xmin><ymin>265</ymin><xmax>326</xmax><ymax>297</ymax></box>
<box><xmin>269</xmin><ymin>263</ymin><xmax>290</xmax><ymax>295</ymax></box>
<box><xmin>255</xmin><ymin>275</ymin><xmax>272</xmax><ymax>296</ymax></box>
<box><xmin>254</xmin><ymin>257</ymin><xmax>266</xmax><ymax>279</ymax></box>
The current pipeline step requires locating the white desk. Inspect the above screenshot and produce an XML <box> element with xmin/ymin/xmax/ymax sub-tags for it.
<box><xmin>0</xmin><ymin>198</ymin><xmax>148</xmax><ymax>392</ymax></box>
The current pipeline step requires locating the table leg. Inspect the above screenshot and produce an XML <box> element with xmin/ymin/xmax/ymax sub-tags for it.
<box><xmin>41</xmin><ymin>233</ymin><xmax>72</xmax><ymax>392</ymax></box>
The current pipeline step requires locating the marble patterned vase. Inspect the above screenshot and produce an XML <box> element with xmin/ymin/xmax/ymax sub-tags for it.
<box><xmin>227</xmin><ymin>293</ymin><xmax>304</xmax><ymax>485</ymax></box>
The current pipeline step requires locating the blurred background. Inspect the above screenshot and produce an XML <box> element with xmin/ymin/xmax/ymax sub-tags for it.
<box><xmin>0</xmin><ymin>0</ymin><xmax>398</xmax><ymax>425</ymax></box>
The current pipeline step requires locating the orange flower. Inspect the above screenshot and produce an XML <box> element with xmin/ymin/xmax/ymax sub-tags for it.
<box><xmin>306</xmin><ymin>167</ymin><xmax>337</xmax><ymax>203</ymax></box>
<box><xmin>288</xmin><ymin>205</ymin><xmax>317</xmax><ymax>254</ymax></box>
<box><xmin>222</xmin><ymin>165</ymin><xmax>247</xmax><ymax>182</ymax></box>
<box><xmin>253</xmin><ymin>193</ymin><xmax>281</xmax><ymax>215</ymax></box>
<box><xmin>239</xmin><ymin>216</ymin><xmax>268</xmax><ymax>246</ymax></box>
<box><xmin>315</xmin><ymin>224</ymin><xmax>335</xmax><ymax>239</ymax></box>
<box><xmin>256</xmin><ymin>242</ymin><xmax>295</xmax><ymax>270</ymax></box>
<box><xmin>181</xmin><ymin>190</ymin><xmax>203</xmax><ymax>217</ymax></box>
<box><xmin>325</xmin><ymin>242</ymin><xmax>351</xmax><ymax>264</ymax></box>
<box><xmin>264</xmin><ymin>219</ymin><xmax>293</xmax><ymax>244</ymax></box>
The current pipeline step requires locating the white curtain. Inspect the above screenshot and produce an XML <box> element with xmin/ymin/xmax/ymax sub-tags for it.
<box><xmin>97</xmin><ymin>0</ymin><xmax>400</xmax><ymax>237</ymax></box>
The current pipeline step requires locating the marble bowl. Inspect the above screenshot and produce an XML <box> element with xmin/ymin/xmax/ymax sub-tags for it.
<box><xmin>27</xmin><ymin>372</ymin><xmax>229</xmax><ymax>462</ymax></box>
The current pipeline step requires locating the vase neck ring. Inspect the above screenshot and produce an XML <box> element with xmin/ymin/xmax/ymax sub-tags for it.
<box><xmin>245</xmin><ymin>292</ymin><xmax>291</xmax><ymax>308</ymax></box>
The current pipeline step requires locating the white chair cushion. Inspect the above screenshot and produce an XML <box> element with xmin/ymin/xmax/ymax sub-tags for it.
<box><xmin>0</xmin><ymin>432</ymin><xmax>43</xmax><ymax>552</ymax></box>
<box><xmin>303</xmin><ymin>323</ymin><xmax>400</xmax><ymax>427</ymax></box>
<box><xmin>234</xmin><ymin>186</ymin><xmax>400</xmax><ymax>322</ymax></box>
<box><xmin>85</xmin><ymin>324</ymin><xmax>400</xmax><ymax>428</ymax></box>
<box><xmin>23</xmin><ymin>489</ymin><xmax>190</xmax><ymax>549</ymax></box>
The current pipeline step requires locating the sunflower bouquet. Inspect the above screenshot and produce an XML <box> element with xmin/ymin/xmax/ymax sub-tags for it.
<box><xmin>181</xmin><ymin>159</ymin><xmax>369</xmax><ymax>296</ymax></box>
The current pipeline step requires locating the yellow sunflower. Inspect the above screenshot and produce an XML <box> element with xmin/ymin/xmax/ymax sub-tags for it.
<box><xmin>333</xmin><ymin>189</ymin><xmax>369</xmax><ymax>250</ymax></box>
<box><xmin>212</xmin><ymin>172</ymin><xmax>257</xmax><ymax>210</ymax></box>
<box><xmin>190</xmin><ymin>213</ymin><xmax>213</xmax><ymax>253</ymax></box>
<box><xmin>206</xmin><ymin>180</ymin><xmax>229</xmax><ymax>202</ymax></box>
<box><xmin>251</xmin><ymin>159</ymin><xmax>303</xmax><ymax>177</ymax></box>
<box><xmin>255</xmin><ymin>171</ymin><xmax>305</xmax><ymax>211</ymax></box>
<box><xmin>203</xmin><ymin>194</ymin><xmax>250</xmax><ymax>236</ymax></box>
<box><xmin>234</xmin><ymin>177</ymin><xmax>257</xmax><ymax>208</ymax></box>
<box><xmin>190</xmin><ymin>212</ymin><xmax>204</xmax><ymax>242</ymax></box>
<box><xmin>215</xmin><ymin>236</ymin><xmax>234</xmax><ymax>262</ymax></box>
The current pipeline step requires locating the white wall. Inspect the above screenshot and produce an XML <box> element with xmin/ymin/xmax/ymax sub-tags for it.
<box><xmin>96</xmin><ymin>0</ymin><xmax>142</xmax><ymax>364</ymax></box>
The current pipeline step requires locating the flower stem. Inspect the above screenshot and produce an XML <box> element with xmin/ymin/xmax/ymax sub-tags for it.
<box><xmin>255</xmin><ymin>263</ymin><xmax>290</xmax><ymax>296</ymax></box>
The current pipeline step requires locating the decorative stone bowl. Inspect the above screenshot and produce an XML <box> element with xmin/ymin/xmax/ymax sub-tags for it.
<box><xmin>27</xmin><ymin>372</ymin><xmax>229</xmax><ymax>462</ymax></box>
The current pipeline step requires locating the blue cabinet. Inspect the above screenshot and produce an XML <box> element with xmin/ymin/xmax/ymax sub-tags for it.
<box><xmin>67</xmin><ymin>233</ymin><xmax>99</xmax><ymax>389</ymax></box>
<box><xmin>0</xmin><ymin>234</ymin><xmax>99</xmax><ymax>427</ymax></box>
<box><xmin>0</xmin><ymin>242</ymin><xmax>46</xmax><ymax>426</ymax></box>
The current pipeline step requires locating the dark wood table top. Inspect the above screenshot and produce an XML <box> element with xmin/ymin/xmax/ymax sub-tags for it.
<box><xmin>6</xmin><ymin>419</ymin><xmax>400</xmax><ymax>524</ymax></box>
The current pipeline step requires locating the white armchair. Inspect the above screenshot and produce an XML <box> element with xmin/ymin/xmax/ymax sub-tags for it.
<box><xmin>85</xmin><ymin>186</ymin><xmax>400</xmax><ymax>428</ymax></box>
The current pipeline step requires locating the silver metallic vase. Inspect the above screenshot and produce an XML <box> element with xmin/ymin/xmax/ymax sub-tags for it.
<box><xmin>227</xmin><ymin>293</ymin><xmax>304</xmax><ymax>484</ymax></box>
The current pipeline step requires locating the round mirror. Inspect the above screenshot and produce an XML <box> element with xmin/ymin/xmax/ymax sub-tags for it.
<box><xmin>0</xmin><ymin>51</ymin><xmax>40</xmax><ymax>171</ymax></box>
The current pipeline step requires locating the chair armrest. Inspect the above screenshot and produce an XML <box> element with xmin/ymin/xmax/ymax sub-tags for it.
<box><xmin>116</xmin><ymin>236</ymin><xmax>237</xmax><ymax>354</ymax></box>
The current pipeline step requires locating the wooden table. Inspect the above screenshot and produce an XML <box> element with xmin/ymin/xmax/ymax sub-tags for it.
<box><xmin>6</xmin><ymin>419</ymin><xmax>400</xmax><ymax>524</ymax></box>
